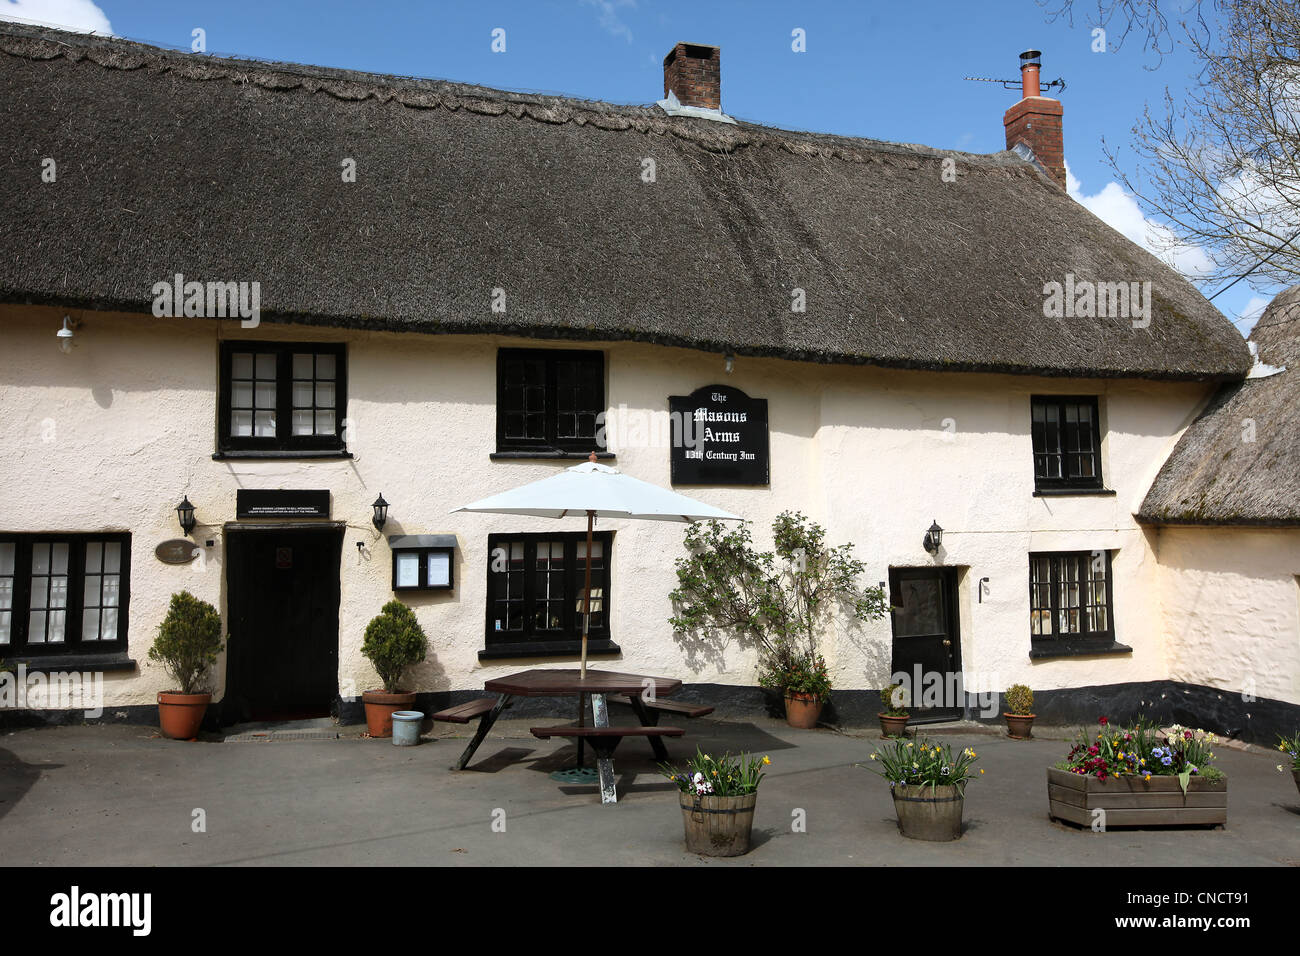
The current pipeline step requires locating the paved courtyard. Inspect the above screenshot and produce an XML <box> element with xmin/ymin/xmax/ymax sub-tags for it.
<box><xmin>1</xmin><ymin>718</ymin><xmax>1296</xmax><ymax>866</ymax></box>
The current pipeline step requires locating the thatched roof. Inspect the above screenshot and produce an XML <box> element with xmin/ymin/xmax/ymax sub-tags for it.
<box><xmin>1139</xmin><ymin>285</ymin><xmax>1300</xmax><ymax>526</ymax></box>
<box><xmin>0</xmin><ymin>23</ymin><xmax>1250</xmax><ymax>380</ymax></box>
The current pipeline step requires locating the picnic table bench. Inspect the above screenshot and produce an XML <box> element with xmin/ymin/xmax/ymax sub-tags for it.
<box><xmin>605</xmin><ymin>694</ymin><xmax>714</xmax><ymax>723</ymax></box>
<box><xmin>444</xmin><ymin>669</ymin><xmax>698</xmax><ymax>804</ymax></box>
<box><xmin>431</xmin><ymin>697</ymin><xmax>511</xmax><ymax>770</ymax></box>
<box><xmin>531</xmin><ymin>725</ymin><xmax>686</xmax><ymax>804</ymax></box>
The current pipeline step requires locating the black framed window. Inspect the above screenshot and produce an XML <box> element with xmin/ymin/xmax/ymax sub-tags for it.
<box><xmin>496</xmin><ymin>349</ymin><xmax>604</xmax><ymax>455</ymax></box>
<box><xmin>1029</xmin><ymin>550</ymin><xmax>1113</xmax><ymax>643</ymax></box>
<box><xmin>1031</xmin><ymin>396</ymin><xmax>1103</xmax><ymax>490</ymax></box>
<box><xmin>218</xmin><ymin>342</ymin><xmax>347</xmax><ymax>455</ymax></box>
<box><xmin>0</xmin><ymin>534</ymin><xmax>130</xmax><ymax>655</ymax></box>
<box><xmin>392</xmin><ymin>547</ymin><xmax>454</xmax><ymax>591</ymax></box>
<box><xmin>483</xmin><ymin>532</ymin><xmax>614</xmax><ymax>656</ymax></box>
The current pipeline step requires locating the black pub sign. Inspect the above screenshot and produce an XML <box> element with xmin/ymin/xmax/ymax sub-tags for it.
<box><xmin>236</xmin><ymin>489</ymin><xmax>331</xmax><ymax>520</ymax></box>
<box><xmin>668</xmin><ymin>384</ymin><xmax>769</xmax><ymax>486</ymax></box>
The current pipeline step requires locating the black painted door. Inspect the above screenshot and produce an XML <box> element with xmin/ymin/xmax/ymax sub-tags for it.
<box><xmin>223</xmin><ymin>528</ymin><xmax>342</xmax><ymax>724</ymax></box>
<box><xmin>888</xmin><ymin>567</ymin><xmax>963</xmax><ymax>724</ymax></box>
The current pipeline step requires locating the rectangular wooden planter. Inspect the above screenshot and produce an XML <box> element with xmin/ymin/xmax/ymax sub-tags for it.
<box><xmin>1047</xmin><ymin>766</ymin><xmax>1227</xmax><ymax>828</ymax></box>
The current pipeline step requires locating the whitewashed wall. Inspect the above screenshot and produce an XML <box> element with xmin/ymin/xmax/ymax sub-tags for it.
<box><xmin>0</xmin><ymin>304</ymin><xmax>1227</xmax><ymax>709</ymax></box>
<box><xmin>1153</xmin><ymin>526</ymin><xmax>1300</xmax><ymax>706</ymax></box>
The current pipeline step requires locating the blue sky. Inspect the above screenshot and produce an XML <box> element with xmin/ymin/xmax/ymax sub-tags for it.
<box><xmin>2</xmin><ymin>0</ymin><xmax>1277</xmax><ymax>336</ymax></box>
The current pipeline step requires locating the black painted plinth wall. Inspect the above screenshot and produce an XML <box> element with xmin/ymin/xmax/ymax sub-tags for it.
<box><xmin>2</xmin><ymin>680</ymin><xmax>1296</xmax><ymax>746</ymax></box>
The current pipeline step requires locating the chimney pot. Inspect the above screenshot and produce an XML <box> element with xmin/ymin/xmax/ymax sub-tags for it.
<box><xmin>1018</xmin><ymin>49</ymin><xmax>1042</xmax><ymax>99</ymax></box>
<box><xmin>663</xmin><ymin>42</ymin><xmax>721</xmax><ymax>110</ymax></box>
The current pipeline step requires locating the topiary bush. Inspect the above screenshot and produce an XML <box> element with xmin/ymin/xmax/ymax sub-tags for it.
<box><xmin>1006</xmin><ymin>683</ymin><xmax>1035</xmax><ymax>716</ymax></box>
<box><xmin>881</xmin><ymin>682</ymin><xmax>910</xmax><ymax>716</ymax></box>
<box><xmin>361</xmin><ymin>600</ymin><xmax>428</xmax><ymax>693</ymax></box>
<box><xmin>148</xmin><ymin>591</ymin><xmax>224</xmax><ymax>695</ymax></box>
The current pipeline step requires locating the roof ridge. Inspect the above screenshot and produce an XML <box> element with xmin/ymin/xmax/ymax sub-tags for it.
<box><xmin>0</xmin><ymin>19</ymin><xmax>1030</xmax><ymax>171</ymax></box>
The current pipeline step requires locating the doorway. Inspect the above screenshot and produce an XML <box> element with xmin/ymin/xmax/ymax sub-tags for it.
<box><xmin>888</xmin><ymin>567</ymin><xmax>963</xmax><ymax>723</ymax></box>
<box><xmin>223</xmin><ymin>525</ymin><xmax>343</xmax><ymax>724</ymax></box>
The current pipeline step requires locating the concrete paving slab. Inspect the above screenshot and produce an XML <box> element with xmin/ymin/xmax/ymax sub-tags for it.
<box><xmin>1</xmin><ymin>719</ymin><xmax>1296</xmax><ymax>866</ymax></box>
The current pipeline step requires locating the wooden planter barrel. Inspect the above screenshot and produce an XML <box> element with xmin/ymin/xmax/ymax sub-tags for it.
<box><xmin>891</xmin><ymin>783</ymin><xmax>964</xmax><ymax>841</ymax></box>
<box><xmin>680</xmin><ymin>792</ymin><xmax>758</xmax><ymax>857</ymax></box>
<box><xmin>1047</xmin><ymin>767</ymin><xmax>1227</xmax><ymax>828</ymax></box>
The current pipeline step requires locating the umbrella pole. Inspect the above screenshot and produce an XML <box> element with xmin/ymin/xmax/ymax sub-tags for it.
<box><xmin>580</xmin><ymin>510</ymin><xmax>593</xmax><ymax>679</ymax></box>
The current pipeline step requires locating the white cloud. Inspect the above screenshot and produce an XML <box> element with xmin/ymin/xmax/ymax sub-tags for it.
<box><xmin>580</xmin><ymin>0</ymin><xmax>635</xmax><ymax>44</ymax></box>
<box><xmin>1065</xmin><ymin>161</ymin><xmax>1214</xmax><ymax>279</ymax></box>
<box><xmin>0</xmin><ymin>0</ymin><xmax>112</xmax><ymax>34</ymax></box>
<box><xmin>1233</xmin><ymin>294</ymin><xmax>1271</xmax><ymax>337</ymax></box>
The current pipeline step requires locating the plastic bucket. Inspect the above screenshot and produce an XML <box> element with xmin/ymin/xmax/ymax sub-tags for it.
<box><xmin>391</xmin><ymin>711</ymin><xmax>424</xmax><ymax>747</ymax></box>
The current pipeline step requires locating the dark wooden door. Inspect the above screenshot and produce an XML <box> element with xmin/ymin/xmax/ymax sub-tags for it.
<box><xmin>223</xmin><ymin>528</ymin><xmax>342</xmax><ymax>724</ymax></box>
<box><xmin>888</xmin><ymin>567</ymin><xmax>963</xmax><ymax>723</ymax></box>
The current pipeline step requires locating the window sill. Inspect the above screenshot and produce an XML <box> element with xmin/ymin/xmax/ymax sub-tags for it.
<box><xmin>1032</xmin><ymin>487</ymin><xmax>1116</xmax><ymax>497</ymax></box>
<box><xmin>214</xmin><ymin>450</ymin><xmax>352</xmax><ymax>461</ymax></box>
<box><xmin>478</xmin><ymin>639</ymin><xmax>621</xmax><ymax>661</ymax></box>
<box><xmin>1029</xmin><ymin>640</ymin><xmax>1132</xmax><ymax>660</ymax></box>
<box><xmin>490</xmin><ymin>450</ymin><xmax>615</xmax><ymax>461</ymax></box>
<box><xmin>4</xmin><ymin>653</ymin><xmax>137</xmax><ymax>673</ymax></box>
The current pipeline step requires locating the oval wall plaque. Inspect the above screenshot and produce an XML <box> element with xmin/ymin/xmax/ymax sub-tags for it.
<box><xmin>155</xmin><ymin>539</ymin><xmax>201</xmax><ymax>565</ymax></box>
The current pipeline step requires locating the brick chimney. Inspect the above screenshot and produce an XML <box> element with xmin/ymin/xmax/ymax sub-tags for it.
<box><xmin>663</xmin><ymin>43</ymin><xmax>721</xmax><ymax>111</ymax></box>
<box><xmin>1003</xmin><ymin>50</ymin><xmax>1065</xmax><ymax>189</ymax></box>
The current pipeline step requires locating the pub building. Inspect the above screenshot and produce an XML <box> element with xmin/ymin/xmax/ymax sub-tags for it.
<box><xmin>1</xmin><ymin>24</ymin><xmax>1297</xmax><ymax>739</ymax></box>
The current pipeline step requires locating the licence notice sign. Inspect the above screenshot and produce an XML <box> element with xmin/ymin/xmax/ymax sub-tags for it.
<box><xmin>236</xmin><ymin>489</ymin><xmax>331</xmax><ymax>519</ymax></box>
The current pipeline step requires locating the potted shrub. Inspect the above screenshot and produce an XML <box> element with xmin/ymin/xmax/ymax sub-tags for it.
<box><xmin>670</xmin><ymin>511</ymin><xmax>888</xmax><ymax>730</ymax></box>
<box><xmin>1004</xmin><ymin>683</ymin><xmax>1036</xmax><ymax>739</ymax></box>
<box><xmin>1048</xmin><ymin>717</ymin><xmax>1227</xmax><ymax>828</ymax></box>
<box><xmin>878</xmin><ymin>682</ymin><xmax>910</xmax><ymax>738</ymax></box>
<box><xmin>762</xmin><ymin>650</ymin><xmax>830</xmax><ymax>729</ymax></box>
<box><xmin>1276</xmin><ymin>732</ymin><xmax>1300</xmax><ymax>796</ymax></box>
<box><xmin>148</xmin><ymin>591</ymin><xmax>224</xmax><ymax>740</ymax></box>
<box><xmin>360</xmin><ymin>600</ymin><xmax>428</xmax><ymax>738</ymax></box>
<box><xmin>662</xmin><ymin>748</ymin><xmax>769</xmax><ymax>857</ymax></box>
<box><xmin>865</xmin><ymin>736</ymin><xmax>982</xmax><ymax>841</ymax></box>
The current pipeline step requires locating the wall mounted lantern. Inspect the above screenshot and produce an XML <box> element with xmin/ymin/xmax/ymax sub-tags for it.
<box><xmin>922</xmin><ymin>519</ymin><xmax>943</xmax><ymax>554</ymax></box>
<box><xmin>176</xmin><ymin>495</ymin><xmax>197</xmax><ymax>537</ymax></box>
<box><xmin>371</xmin><ymin>493</ymin><xmax>389</xmax><ymax>531</ymax></box>
<box><xmin>724</xmin><ymin>352</ymin><xmax>735</xmax><ymax>374</ymax></box>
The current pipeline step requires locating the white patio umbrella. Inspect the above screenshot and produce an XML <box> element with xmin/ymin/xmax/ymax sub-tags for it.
<box><xmin>454</xmin><ymin>455</ymin><xmax>742</xmax><ymax>675</ymax></box>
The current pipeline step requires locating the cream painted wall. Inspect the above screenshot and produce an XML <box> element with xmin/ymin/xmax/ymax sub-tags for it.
<box><xmin>0</xmin><ymin>304</ymin><xmax>1228</xmax><ymax>710</ymax></box>
<box><xmin>1153</xmin><ymin>526</ymin><xmax>1300</xmax><ymax>706</ymax></box>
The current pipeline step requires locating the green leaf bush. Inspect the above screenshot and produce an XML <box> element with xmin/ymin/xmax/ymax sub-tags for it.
<box><xmin>1005</xmin><ymin>683</ymin><xmax>1034</xmax><ymax>716</ymax></box>
<box><xmin>670</xmin><ymin>511</ymin><xmax>888</xmax><ymax>704</ymax></box>
<box><xmin>361</xmin><ymin>600</ymin><xmax>428</xmax><ymax>694</ymax></box>
<box><xmin>880</xmin><ymin>682</ymin><xmax>910</xmax><ymax>717</ymax></box>
<box><xmin>148</xmin><ymin>591</ymin><xmax>224</xmax><ymax>695</ymax></box>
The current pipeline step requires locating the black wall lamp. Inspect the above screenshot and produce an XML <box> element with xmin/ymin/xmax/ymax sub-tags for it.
<box><xmin>371</xmin><ymin>493</ymin><xmax>389</xmax><ymax>531</ymax></box>
<box><xmin>922</xmin><ymin>519</ymin><xmax>943</xmax><ymax>554</ymax></box>
<box><xmin>176</xmin><ymin>495</ymin><xmax>197</xmax><ymax>537</ymax></box>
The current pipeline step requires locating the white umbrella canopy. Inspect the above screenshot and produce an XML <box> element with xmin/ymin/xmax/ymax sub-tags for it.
<box><xmin>454</xmin><ymin>460</ymin><xmax>741</xmax><ymax>522</ymax></box>
<box><xmin>454</xmin><ymin>458</ymin><xmax>742</xmax><ymax>674</ymax></box>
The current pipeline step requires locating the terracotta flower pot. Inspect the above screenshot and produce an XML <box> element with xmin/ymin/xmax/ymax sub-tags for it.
<box><xmin>363</xmin><ymin>689</ymin><xmax>416</xmax><ymax>738</ymax></box>
<box><xmin>878</xmin><ymin>712</ymin><xmax>909</xmax><ymax>738</ymax></box>
<box><xmin>783</xmin><ymin>692</ymin><xmax>823</xmax><ymax>729</ymax></box>
<box><xmin>679</xmin><ymin>792</ymin><xmax>758</xmax><ymax>857</ymax></box>
<box><xmin>891</xmin><ymin>783</ymin><xmax>964</xmax><ymax>841</ymax></box>
<box><xmin>157</xmin><ymin>692</ymin><xmax>210</xmax><ymax>740</ymax></box>
<box><xmin>1004</xmin><ymin>713</ymin><xmax>1036</xmax><ymax>739</ymax></box>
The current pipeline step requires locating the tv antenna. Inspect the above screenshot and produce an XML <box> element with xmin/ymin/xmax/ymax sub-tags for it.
<box><xmin>965</xmin><ymin>50</ymin><xmax>1066</xmax><ymax>94</ymax></box>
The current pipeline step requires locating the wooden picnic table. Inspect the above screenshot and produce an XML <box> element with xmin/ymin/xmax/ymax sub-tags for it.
<box><xmin>449</xmin><ymin>669</ymin><xmax>686</xmax><ymax>803</ymax></box>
